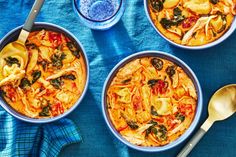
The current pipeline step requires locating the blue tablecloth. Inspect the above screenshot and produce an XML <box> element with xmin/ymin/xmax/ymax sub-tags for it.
<box><xmin>0</xmin><ymin>0</ymin><xmax>236</xmax><ymax>156</ymax></box>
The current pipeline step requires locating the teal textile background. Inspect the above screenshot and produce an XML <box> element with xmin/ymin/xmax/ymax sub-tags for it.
<box><xmin>0</xmin><ymin>0</ymin><xmax>236</xmax><ymax>156</ymax></box>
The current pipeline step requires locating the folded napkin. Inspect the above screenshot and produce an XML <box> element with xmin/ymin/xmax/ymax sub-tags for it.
<box><xmin>0</xmin><ymin>109</ymin><xmax>81</xmax><ymax>157</ymax></box>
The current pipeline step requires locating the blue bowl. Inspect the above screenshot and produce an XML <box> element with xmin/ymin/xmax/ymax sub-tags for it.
<box><xmin>0</xmin><ymin>22</ymin><xmax>89</xmax><ymax>123</ymax></box>
<box><xmin>102</xmin><ymin>51</ymin><xmax>203</xmax><ymax>152</ymax></box>
<box><xmin>144</xmin><ymin>0</ymin><xmax>236</xmax><ymax>50</ymax></box>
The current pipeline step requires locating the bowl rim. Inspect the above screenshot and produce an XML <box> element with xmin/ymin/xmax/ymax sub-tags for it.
<box><xmin>102</xmin><ymin>50</ymin><xmax>203</xmax><ymax>152</ymax></box>
<box><xmin>0</xmin><ymin>22</ymin><xmax>90</xmax><ymax>123</ymax></box>
<box><xmin>143</xmin><ymin>0</ymin><xmax>236</xmax><ymax>50</ymax></box>
<box><xmin>73</xmin><ymin>0</ymin><xmax>123</xmax><ymax>22</ymax></box>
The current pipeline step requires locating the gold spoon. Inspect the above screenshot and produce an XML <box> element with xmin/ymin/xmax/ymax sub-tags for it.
<box><xmin>0</xmin><ymin>0</ymin><xmax>44</xmax><ymax>71</ymax></box>
<box><xmin>177</xmin><ymin>84</ymin><xmax>236</xmax><ymax>157</ymax></box>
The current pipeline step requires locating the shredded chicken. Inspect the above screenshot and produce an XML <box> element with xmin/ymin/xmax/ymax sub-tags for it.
<box><xmin>182</xmin><ymin>15</ymin><xmax>217</xmax><ymax>45</ymax></box>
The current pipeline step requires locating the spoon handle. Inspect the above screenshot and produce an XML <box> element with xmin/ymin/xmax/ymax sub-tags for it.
<box><xmin>23</xmin><ymin>0</ymin><xmax>45</xmax><ymax>32</ymax></box>
<box><xmin>176</xmin><ymin>128</ymin><xmax>206</xmax><ymax>157</ymax></box>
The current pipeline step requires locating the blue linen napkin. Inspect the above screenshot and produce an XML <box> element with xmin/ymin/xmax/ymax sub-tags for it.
<box><xmin>0</xmin><ymin>109</ymin><xmax>81</xmax><ymax>157</ymax></box>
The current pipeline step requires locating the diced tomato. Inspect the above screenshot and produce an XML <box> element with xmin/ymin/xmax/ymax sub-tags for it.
<box><xmin>152</xmin><ymin>80</ymin><xmax>167</xmax><ymax>95</ymax></box>
<box><xmin>112</xmin><ymin>93</ymin><xmax>118</xmax><ymax>99</ymax></box>
<box><xmin>133</xmin><ymin>96</ymin><xmax>142</xmax><ymax>111</ymax></box>
<box><xmin>5</xmin><ymin>86</ymin><xmax>17</xmax><ymax>102</ymax></box>
<box><xmin>167</xmin><ymin>119</ymin><xmax>177</xmax><ymax>130</ymax></box>
<box><xmin>51</xmin><ymin>101</ymin><xmax>64</xmax><ymax>116</ymax></box>
<box><xmin>153</xmin><ymin>117</ymin><xmax>164</xmax><ymax>123</ymax></box>
<box><xmin>117</xmin><ymin>125</ymin><xmax>128</xmax><ymax>132</ymax></box>
<box><xmin>45</xmin><ymin>89</ymin><xmax>55</xmax><ymax>96</ymax></box>
<box><xmin>182</xmin><ymin>16</ymin><xmax>199</xmax><ymax>28</ymax></box>
<box><xmin>72</xmin><ymin>82</ymin><xmax>77</xmax><ymax>88</ymax></box>
<box><xmin>179</xmin><ymin>104</ymin><xmax>193</xmax><ymax>115</ymax></box>
<box><xmin>48</xmin><ymin>32</ymin><xmax>62</xmax><ymax>47</ymax></box>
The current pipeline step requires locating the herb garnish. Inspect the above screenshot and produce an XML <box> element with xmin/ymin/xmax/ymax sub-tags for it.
<box><xmin>4</xmin><ymin>57</ymin><xmax>20</xmax><ymax>67</ymax></box>
<box><xmin>19</xmin><ymin>78</ymin><xmax>31</xmax><ymax>89</ymax></box>
<box><xmin>32</xmin><ymin>71</ymin><xmax>41</xmax><ymax>84</ymax></box>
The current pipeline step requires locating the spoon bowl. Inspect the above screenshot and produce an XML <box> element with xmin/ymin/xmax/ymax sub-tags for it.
<box><xmin>177</xmin><ymin>84</ymin><xmax>236</xmax><ymax>157</ymax></box>
<box><xmin>208</xmin><ymin>84</ymin><xmax>236</xmax><ymax>121</ymax></box>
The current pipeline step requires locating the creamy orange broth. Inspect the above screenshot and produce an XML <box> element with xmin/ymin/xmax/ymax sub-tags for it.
<box><xmin>106</xmin><ymin>57</ymin><xmax>197</xmax><ymax>146</ymax></box>
<box><xmin>0</xmin><ymin>30</ymin><xmax>86</xmax><ymax>118</ymax></box>
<box><xmin>148</xmin><ymin>0</ymin><xmax>236</xmax><ymax>46</ymax></box>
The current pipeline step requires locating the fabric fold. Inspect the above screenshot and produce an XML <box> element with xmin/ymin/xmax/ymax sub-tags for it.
<box><xmin>0</xmin><ymin>110</ymin><xmax>82</xmax><ymax>157</ymax></box>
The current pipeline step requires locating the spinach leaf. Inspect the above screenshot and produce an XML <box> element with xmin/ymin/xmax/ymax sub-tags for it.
<box><xmin>210</xmin><ymin>0</ymin><xmax>219</xmax><ymax>4</ymax></box>
<box><xmin>0</xmin><ymin>90</ymin><xmax>6</xmax><ymax>97</ymax></box>
<box><xmin>67</xmin><ymin>42</ymin><xmax>80</xmax><ymax>59</ymax></box>
<box><xmin>148</xmin><ymin>120</ymin><xmax>158</xmax><ymax>126</ymax></box>
<box><xmin>4</xmin><ymin>57</ymin><xmax>20</xmax><ymax>67</ymax></box>
<box><xmin>72</xmin><ymin>51</ymin><xmax>80</xmax><ymax>59</ymax></box>
<box><xmin>50</xmin><ymin>77</ymin><xmax>63</xmax><ymax>89</ymax></box>
<box><xmin>38</xmin><ymin>60</ymin><xmax>48</xmax><ymax>71</ymax></box>
<box><xmin>158</xmin><ymin>125</ymin><xmax>167</xmax><ymax>140</ymax></box>
<box><xmin>174</xmin><ymin>7</ymin><xmax>182</xmax><ymax>16</ymax></box>
<box><xmin>39</xmin><ymin>105</ymin><xmax>50</xmax><ymax>117</ymax></box>
<box><xmin>160</xmin><ymin>18</ymin><xmax>173</xmax><ymax>29</ymax></box>
<box><xmin>31</xmin><ymin>71</ymin><xmax>41</xmax><ymax>84</ymax></box>
<box><xmin>160</xmin><ymin>8</ymin><xmax>185</xmax><ymax>29</ymax></box>
<box><xmin>19</xmin><ymin>78</ymin><xmax>31</xmax><ymax>89</ymax></box>
<box><xmin>176</xmin><ymin>112</ymin><xmax>185</xmax><ymax>122</ymax></box>
<box><xmin>148</xmin><ymin>79</ymin><xmax>159</xmax><ymax>87</ymax></box>
<box><xmin>166</xmin><ymin>65</ymin><xmax>176</xmax><ymax>77</ymax></box>
<box><xmin>151</xmin><ymin>58</ymin><xmax>163</xmax><ymax>70</ymax></box>
<box><xmin>145</xmin><ymin>120</ymin><xmax>158</xmax><ymax>137</ymax></box>
<box><xmin>127</xmin><ymin>121</ymin><xmax>139</xmax><ymax>130</ymax></box>
<box><xmin>150</xmin><ymin>0</ymin><xmax>164</xmax><ymax>12</ymax></box>
<box><xmin>67</xmin><ymin>42</ymin><xmax>77</xmax><ymax>52</ymax></box>
<box><xmin>151</xmin><ymin>106</ymin><xmax>159</xmax><ymax>116</ymax></box>
<box><xmin>51</xmin><ymin>51</ymin><xmax>66</xmax><ymax>69</ymax></box>
<box><xmin>62</xmin><ymin>74</ymin><xmax>76</xmax><ymax>80</ymax></box>
<box><xmin>122</xmin><ymin>78</ymin><xmax>131</xmax><ymax>84</ymax></box>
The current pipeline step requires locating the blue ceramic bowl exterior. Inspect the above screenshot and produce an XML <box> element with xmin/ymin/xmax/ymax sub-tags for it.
<box><xmin>102</xmin><ymin>51</ymin><xmax>203</xmax><ymax>152</ymax></box>
<box><xmin>0</xmin><ymin>22</ymin><xmax>89</xmax><ymax>123</ymax></box>
<box><xmin>144</xmin><ymin>0</ymin><xmax>236</xmax><ymax>50</ymax></box>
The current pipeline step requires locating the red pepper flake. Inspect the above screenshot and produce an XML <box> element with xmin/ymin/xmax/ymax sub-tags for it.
<box><xmin>153</xmin><ymin>117</ymin><xmax>164</xmax><ymax>123</ymax></box>
<box><xmin>72</xmin><ymin>82</ymin><xmax>77</xmax><ymax>88</ymax></box>
<box><xmin>5</xmin><ymin>86</ymin><xmax>17</xmax><ymax>102</ymax></box>
<box><xmin>179</xmin><ymin>103</ymin><xmax>193</xmax><ymax>115</ymax></box>
<box><xmin>117</xmin><ymin>125</ymin><xmax>128</xmax><ymax>132</ymax></box>
<box><xmin>51</xmin><ymin>101</ymin><xmax>64</xmax><ymax>117</ymax></box>
<box><xmin>48</xmin><ymin>32</ymin><xmax>62</xmax><ymax>47</ymax></box>
<box><xmin>133</xmin><ymin>96</ymin><xmax>142</xmax><ymax>111</ymax></box>
<box><xmin>152</xmin><ymin>80</ymin><xmax>167</xmax><ymax>95</ymax></box>
<box><xmin>182</xmin><ymin>16</ymin><xmax>199</xmax><ymax>29</ymax></box>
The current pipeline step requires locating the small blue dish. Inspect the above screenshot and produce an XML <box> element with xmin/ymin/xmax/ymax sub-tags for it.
<box><xmin>0</xmin><ymin>22</ymin><xmax>89</xmax><ymax>123</ymax></box>
<box><xmin>73</xmin><ymin>0</ymin><xmax>126</xmax><ymax>30</ymax></box>
<box><xmin>102</xmin><ymin>51</ymin><xmax>203</xmax><ymax>152</ymax></box>
<box><xmin>144</xmin><ymin>0</ymin><xmax>236</xmax><ymax>50</ymax></box>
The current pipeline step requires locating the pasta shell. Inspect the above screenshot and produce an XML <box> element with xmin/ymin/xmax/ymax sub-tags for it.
<box><xmin>39</xmin><ymin>46</ymin><xmax>51</xmax><ymax>62</ymax></box>
<box><xmin>183</xmin><ymin>0</ymin><xmax>211</xmax><ymax>15</ymax></box>
<box><xmin>151</xmin><ymin>96</ymin><xmax>172</xmax><ymax>115</ymax></box>
<box><xmin>167</xmin><ymin>27</ymin><xmax>182</xmax><ymax>37</ymax></box>
<box><xmin>163</xmin><ymin>0</ymin><xmax>179</xmax><ymax>8</ymax></box>
<box><xmin>172</xmin><ymin>70</ymin><xmax>179</xmax><ymax>88</ymax></box>
<box><xmin>62</xmin><ymin>49</ymin><xmax>75</xmax><ymax>64</ymax></box>
<box><xmin>27</xmin><ymin>48</ymin><xmax>39</xmax><ymax>74</ymax></box>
